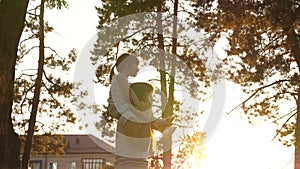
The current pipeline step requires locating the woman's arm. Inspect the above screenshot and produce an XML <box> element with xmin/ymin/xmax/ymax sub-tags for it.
<box><xmin>151</xmin><ymin>116</ymin><xmax>174</xmax><ymax>132</ymax></box>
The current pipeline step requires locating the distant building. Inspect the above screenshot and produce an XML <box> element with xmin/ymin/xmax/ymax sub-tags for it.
<box><xmin>22</xmin><ymin>134</ymin><xmax>116</xmax><ymax>169</ymax></box>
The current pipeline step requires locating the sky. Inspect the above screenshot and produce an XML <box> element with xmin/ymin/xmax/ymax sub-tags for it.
<box><xmin>44</xmin><ymin>1</ymin><xmax>295</xmax><ymax>169</ymax></box>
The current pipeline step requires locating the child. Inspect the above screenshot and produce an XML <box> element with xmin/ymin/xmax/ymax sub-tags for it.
<box><xmin>115</xmin><ymin>82</ymin><xmax>174</xmax><ymax>169</ymax></box>
<box><xmin>108</xmin><ymin>53</ymin><xmax>140</xmax><ymax>120</ymax></box>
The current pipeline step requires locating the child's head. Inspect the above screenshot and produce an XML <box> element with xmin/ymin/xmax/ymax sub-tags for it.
<box><xmin>129</xmin><ymin>82</ymin><xmax>154</xmax><ymax>111</ymax></box>
<box><xmin>109</xmin><ymin>53</ymin><xmax>139</xmax><ymax>83</ymax></box>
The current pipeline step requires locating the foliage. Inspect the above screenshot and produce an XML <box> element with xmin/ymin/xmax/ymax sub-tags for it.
<box><xmin>20</xmin><ymin>134</ymin><xmax>68</xmax><ymax>156</ymax></box>
<box><xmin>174</xmin><ymin>131</ymin><xmax>206</xmax><ymax>168</ymax></box>
<box><xmin>0</xmin><ymin>0</ymin><xmax>74</xmax><ymax>168</ymax></box>
<box><xmin>96</xmin><ymin>0</ymin><xmax>172</xmax><ymax>30</ymax></box>
<box><xmin>14</xmin><ymin>0</ymin><xmax>77</xmax><ymax>150</ymax></box>
<box><xmin>194</xmin><ymin>0</ymin><xmax>300</xmax><ymax>147</ymax></box>
<box><xmin>45</xmin><ymin>0</ymin><xmax>68</xmax><ymax>9</ymax></box>
<box><xmin>89</xmin><ymin>0</ymin><xmax>215</xmax><ymax>130</ymax></box>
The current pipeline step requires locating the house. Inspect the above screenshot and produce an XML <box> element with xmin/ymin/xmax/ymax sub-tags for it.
<box><xmin>25</xmin><ymin>134</ymin><xmax>116</xmax><ymax>169</ymax></box>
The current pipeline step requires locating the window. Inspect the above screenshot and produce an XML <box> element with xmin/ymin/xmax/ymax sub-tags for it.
<box><xmin>29</xmin><ymin>160</ymin><xmax>42</xmax><ymax>169</ymax></box>
<box><xmin>67</xmin><ymin>162</ymin><xmax>76</xmax><ymax>169</ymax></box>
<box><xmin>82</xmin><ymin>158</ymin><xmax>104</xmax><ymax>169</ymax></box>
<box><xmin>48</xmin><ymin>162</ymin><xmax>58</xmax><ymax>169</ymax></box>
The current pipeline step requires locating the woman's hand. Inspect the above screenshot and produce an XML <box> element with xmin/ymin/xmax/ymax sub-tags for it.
<box><xmin>164</xmin><ymin>116</ymin><xmax>175</xmax><ymax>127</ymax></box>
<box><xmin>151</xmin><ymin>116</ymin><xmax>175</xmax><ymax>132</ymax></box>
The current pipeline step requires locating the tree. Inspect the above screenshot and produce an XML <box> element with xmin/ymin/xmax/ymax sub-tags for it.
<box><xmin>0</xmin><ymin>0</ymin><xmax>76</xmax><ymax>168</ymax></box>
<box><xmin>21</xmin><ymin>0</ymin><xmax>47</xmax><ymax>168</ymax></box>
<box><xmin>85</xmin><ymin>0</ymin><xmax>216</xmax><ymax>168</ymax></box>
<box><xmin>194</xmin><ymin>0</ymin><xmax>300</xmax><ymax>168</ymax></box>
<box><xmin>0</xmin><ymin>1</ymin><xmax>30</xmax><ymax>168</ymax></box>
<box><xmin>18</xmin><ymin>0</ymin><xmax>75</xmax><ymax>168</ymax></box>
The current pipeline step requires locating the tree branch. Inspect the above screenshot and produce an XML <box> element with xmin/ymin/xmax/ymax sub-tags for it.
<box><xmin>15</xmin><ymin>73</ymin><xmax>36</xmax><ymax>81</ymax></box>
<box><xmin>45</xmin><ymin>46</ymin><xmax>60</xmax><ymax>58</ymax></box>
<box><xmin>271</xmin><ymin>111</ymin><xmax>297</xmax><ymax>141</ymax></box>
<box><xmin>19</xmin><ymin>34</ymin><xmax>37</xmax><ymax>46</ymax></box>
<box><xmin>20</xmin><ymin>83</ymin><xmax>35</xmax><ymax>116</ymax></box>
<box><xmin>227</xmin><ymin>79</ymin><xmax>290</xmax><ymax>114</ymax></box>
<box><xmin>42</xmin><ymin>82</ymin><xmax>64</xmax><ymax>110</ymax></box>
<box><xmin>35</xmin><ymin>120</ymin><xmax>47</xmax><ymax>133</ymax></box>
<box><xmin>273</xmin><ymin>108</ymin><xmax>297</xmax><ymax>122</ymax></box>
<box><xmin>43</xmin><ymin>70</ymin><xmax>59</xmax><ymax>87</ymax></box>
<box><xmin>19</xmin><ymin>46</ymin><xmax>39</xmax><ymax>58</ymax></box>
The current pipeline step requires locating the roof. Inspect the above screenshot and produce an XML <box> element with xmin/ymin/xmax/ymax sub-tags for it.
<box><xmin>64</xmin><ymin>134</ymin><xmax>116</xmax><ymax>154</ymax></box>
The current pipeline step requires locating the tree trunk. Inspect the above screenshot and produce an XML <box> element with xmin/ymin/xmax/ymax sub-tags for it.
<box><xmin>293</xmin><ymin>40</ymin><xmax>300</xmax><ymax>169</ymax></box>
<box><xmin>157</xmin><ymin>6</ymin><xmax>166</xmax><ymax>95</ymax></box>
<box><xmin>0</xmin><ymin>0</ymin><xmax>29</xmax><ymax>169</ymax></box>
<box><xmin>155</xmin><ymin>3</ymin><xmax>172</xmax><ymax>169</ymax></box>
<box><xmin>295</xmin><ymin>88</ymin><xmax>300</xmax><ymax>169</ymax></box>
<box><xmin>285</xmin><ymin>26</ymin><xmax>300</xmax><ymax>169</ymax></box>
<box><xmin>22</xmin><ymin>0</ymin><xmax>45</xmax><ymax>168</ymax></box>
<box><xmin>162</xmin><ymin>0</ymin><xmax>178</xmax><ymax>168</ymax></box>
<box><xmin>282</xmin><ymin>9</ymin><xmax>300</xmax><ymax>167</ymax></box>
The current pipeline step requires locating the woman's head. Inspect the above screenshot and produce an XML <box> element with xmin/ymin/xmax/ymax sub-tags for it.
<box><xmin>129</xmin><ymin>82</ymin><xmax>154</xmax><ymax>111</ymax></box>
<box><xmin>109</xmin><ymin>53</ymin><xmax>139</xmax><ymax>82</ymax></box>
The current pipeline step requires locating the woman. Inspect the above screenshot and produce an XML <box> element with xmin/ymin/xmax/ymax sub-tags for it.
<box><xmin>115</xmin><ymin>82</ymin><xmax>173</xmax><ymax>169</ymax></box>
